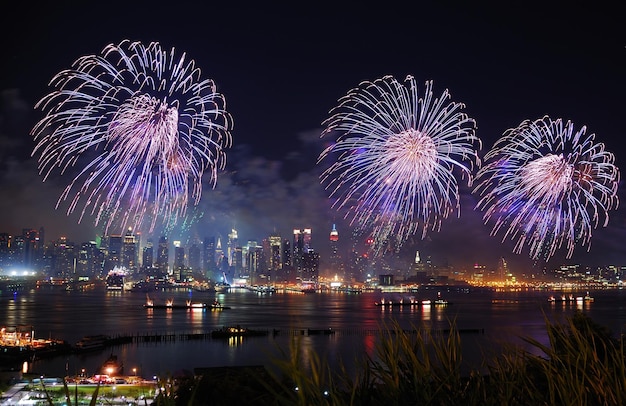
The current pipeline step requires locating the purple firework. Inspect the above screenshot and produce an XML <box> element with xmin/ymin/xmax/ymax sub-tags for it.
<box><xmin>31</xmin><ymin>40</ymin><xmax>233</xmax><ymax>234</ymax></box>
<box><xmin>473</xmin><ymin>116</ymin><xmax>619</xmax><ymax>260</ymax></box>
<box><xmin>319</xmin><ymin>75</ymin><xmax>481</xmax><ymax>254</ymax></box>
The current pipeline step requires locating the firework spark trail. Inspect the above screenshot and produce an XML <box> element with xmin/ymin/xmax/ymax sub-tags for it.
<box><xmin>31</xmin><ymin>40</ymin><xmax>233</xmax><ymax>234</ymax></box>
<box><xmin>473</xmin><ymin>116</ymin><xmax>619</xmax><ymax>260</ymax></box>
<box><xmin>318</xmin><ymin>75</ymin><xmax>481</xmax><ymax>254</ymax></box>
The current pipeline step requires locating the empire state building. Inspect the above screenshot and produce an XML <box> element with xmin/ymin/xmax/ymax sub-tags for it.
<box><xmin>329</xmin><ymin>224</ymin><xmax>340</xmax><ymax>276</ymax></box>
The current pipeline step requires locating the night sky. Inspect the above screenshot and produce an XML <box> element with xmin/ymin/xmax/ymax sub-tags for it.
<box><xmin>0</xmin><ymin>1</ymin><xmax>624</xmax><ymax>273</ymax></box>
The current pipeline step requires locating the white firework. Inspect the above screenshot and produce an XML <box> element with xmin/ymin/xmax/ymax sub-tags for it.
<box><xmin>474</xmin><ymin>116</ymin><xmax>619</xmax><ymax>260</ymax></box>
<box><xmin>319</xmin><ymin>75</ymin><xmax>481</xmax><ymax>254</ymax></box>
<box><xmin>31</xmin><ymin>40</ymin><xmax>233</xmax><ymax>234</ymax></box>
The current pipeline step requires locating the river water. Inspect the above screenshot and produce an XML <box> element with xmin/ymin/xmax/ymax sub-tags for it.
<box><xmin>2</xmin><ymin>285</ymin><xmax>625</xmax><ymax>379</ymax></box>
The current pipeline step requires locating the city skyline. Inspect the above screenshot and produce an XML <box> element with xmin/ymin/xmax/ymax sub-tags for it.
<box><xmin>0</xmin><ymin>221</ymin><xmax>623</xmax><ymax>282</ymax></box>
<box><xmin>0</xmin><ymin>2</ymin><xmax>624</xmax><ymax>273</ymax></box>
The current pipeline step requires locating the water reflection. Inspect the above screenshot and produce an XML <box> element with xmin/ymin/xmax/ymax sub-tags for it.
<box><xmin>1</xmin><ymin>287</ymin><xmax>624</xmax><ymax>379</ymax></box>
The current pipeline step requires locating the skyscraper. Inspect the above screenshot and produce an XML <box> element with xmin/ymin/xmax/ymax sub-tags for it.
<box><xmin>188</xmin><ymin>243</ymin><xmax>201</xmax><ymax>274</ymax></box>
<box><xmin>293</xmin><ymin>228</ymin><xmax>312</xmax><ymax>281</ymax></box>
<box><xmin>142</xmin><ymin>240</ymin><xmax>154</xmax><ymax>272</ymax></box>
<box><xmin>173</xmin><ymin>240</ymin><xmax>185</xmax><ymax>281</ymax></box>
<box><xmin>282</xmin><ymin>238</ymin><xmax>292</xmax><ymax>282</ymax></box>
<box><xmin>329</xmin><ymin>224</ymin><xmax>340</xmax><ymax>276</ymax></box>
<box><xmin>497</xmin><ymin>257</ymin><xmax>512</xmax><ymax>282</ymax></box>
<box><xmin>122</xmin><ymin>229</ymin><xmax>138</xmax><ymax>272</ymax></box>
<box><xmin>269</xmin><ymin>234</ymin><xmax>282</xmax><ymax>274</ymax></box>
<box><xmin>203</xmin><ymin>236</ymin><xmax>216</xmax><ymax>279</ymax></box>
<box><xmin>302</xmin><ymin>249</ymin><xmax>320</xmax><ymax>282</ymax></box>
<box><xmin>227</xmin><ymin>228</ymin><xmax>238</xmax><ymax>266</ymax></box>
<box><xmin>156</xmin><ymin>236</ymin><xmax>169</xmax><ymax>274</ymax></box>
<box><xmin>77</xmin><ymin>241</ymin><xmax>98</xmax><ymax>276</ymax></box>
<box><xmin>0</xmin><ymin>233</ymin><xmax>10</xmax><ymax>270</ymax></box>
<box><xmin>107</xmin><ymin>235</ymin><xmax>123</xmax><ymax>271</ymax></box>
<box><xmin>22</xmin><ymin>228</ymin><xmax>40</xmax><ymax>270</ymax></box>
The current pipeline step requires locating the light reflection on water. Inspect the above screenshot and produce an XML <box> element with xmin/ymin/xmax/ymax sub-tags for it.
<box><xmin>1</xmin><ymin>286</ymin><xmax>624</xmax><ymax>378</ymax></box>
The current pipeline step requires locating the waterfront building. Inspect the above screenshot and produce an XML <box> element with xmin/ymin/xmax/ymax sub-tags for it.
<box><xmin>301</xmin><ymin>249</ymin><xmax>320</xmax><ymax>283</ymax></box>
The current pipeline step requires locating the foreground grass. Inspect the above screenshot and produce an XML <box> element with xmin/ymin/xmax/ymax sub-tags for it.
<box><xmin>177</xmin><ymin>311</ymin><xmax>626</xmax><ymax>405</ymax></box>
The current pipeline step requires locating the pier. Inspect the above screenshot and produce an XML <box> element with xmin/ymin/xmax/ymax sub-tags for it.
<box><xmin>105</xmin><ymin>326</ymin><xmax>485</xmax><ymax>345</ymax></box>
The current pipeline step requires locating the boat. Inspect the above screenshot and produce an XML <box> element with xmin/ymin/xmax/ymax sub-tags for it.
<box><xmin>105</xmin><ymin>270</ymin><xmax>125</xmax><ymax>290</ymax></box>
<box><xmin>75</xmin><ymin>334</ymin><xmax>110</xmax><ymax>351</ymax></box>
<box><xmin>143</xmin><ymin>298</ymin><xmax>208</xmax><ymax>309</ymax></box>
<box><xmin>210</xmin><ymin>300</ymin><xmax>231</xmax><ymax>310</ymax></box>
<box><xmin>100</xmin><ymin>353</ymin><xmax>124</xmax><ymax>376</ymax></box>
<box><xmin>129</xmin><ymin>281</ymin><xmax>156</xmax><ymax>292</ymax></box>
<box><xmin>0</xmin><ymin>326</ymin><xmax>71</xmax><ymax>364</ymax></box>
<box><xmin>248</xmin><ymin>285</ymin><xmax>277</xmax><ymax>294</ymax></box>
<box><xmin>434</xmin><ymin>291</ymin><xmax>450</xmax><ymax>305</ymax></box>
<box><xmin>548</xmin><ymin>292</ymin><xmax>593</xmax><ymax>303</ymax></box>
<box><xmin>214</xmin><ymin>282</ymin><xmax>231</xmax><ymax>293</ymax></box>
<box><xmin>375</xmin><ymin>297</ymin><xmax>430</xmax><ymax>307</ymax></box>
<box><xmin>211</xmin><ymin>326</ymin><xmax>269</xmax><ymax>339</ymax></box>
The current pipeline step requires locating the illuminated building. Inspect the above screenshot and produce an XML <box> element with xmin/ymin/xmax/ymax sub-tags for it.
<box><xmin>301</xmin><ymin>249</ymin><xmax>320</xmax><ymax>282</ymax></box>
<box><xmin>269</xmin><ymin>234</ymin><xmax>282</xmax><ymax>276</ymax></box>
<box><xmin>203</xmin><ymin>236</ymin><xmax>216</xmax><ymax>278</ymax></box>
<box><xmin>173</xmin><ymin>241</ymin><xmax>185</xmax><ymax>280</ymax></box>
<box><xmin>227</xmin><ymin>228</ymin><xmax>238</xmax><ymax>266</ymax></box>
<box><xmin>142</xmin><ymin>240</ymin><xmax>154</xmax><ymax>272</ymax></box>
<box><xmin>188</xmin><ymin>243</ymin><xmax>201</xmax><ymax>274</ymax></box>
<box><xmin>282</xmin><ymin>239</ymin><xmax>292</xmax><ymax>282</ymax></box>
<box><xmin>156</xmin><ymin>236</ymin><xmax>169</xmax><ymax>274</ymax></box>
<box><xmin>77</xmin><ymin>241</ymin><xmax>99</xmax><ymax>276</ymax></box>
<box><xmin>122</xmin><ymin>228</ymin><xmax>138</xmax><ymax>272</ymax></box>
<box><xmin>293</xmin><ymin>228</ymin><xmax>312</xmax><ymax>281</ymax></box>
<box><xmin>328</xmin><ymin>224</ymin><xmax>340</xmax><ymax>276</ymax></box>
<box><xmin>0</xmin><ymin>233</ymin><xmax>10</xmax><ymax>270</ymax></box>
<box><xmin>107</xmin><ymin>235</ymin><xmax>122</xmax><ymax>269</ymax></box>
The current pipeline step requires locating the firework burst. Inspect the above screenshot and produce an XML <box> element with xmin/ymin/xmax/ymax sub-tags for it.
<box><xmin>31</xmin><ymin>40</ymin><xmax>233</xmax><ymax>233</ymax></box>
<box><xmin>318</xmin><ymin>75</ymin><xmax>481</xmax><ymax>254</ymax></box>
<box><xmin>473</xmin><ymin>116</ymin><xmax>619</xmax><ymax>260</ymax></box>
